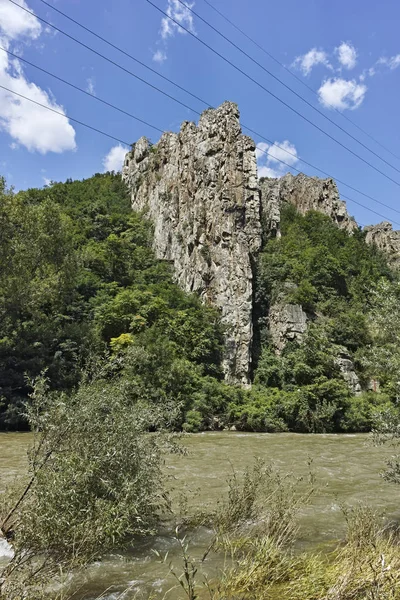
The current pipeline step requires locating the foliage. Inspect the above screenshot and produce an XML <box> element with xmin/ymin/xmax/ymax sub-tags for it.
<box><xmin>2</xmin><ymin>172</ymin><xmax>400</xmax><ymax>434</ymax></box>
<box><xmin>255</xmin><ymin>206</ymin><xmax>391</xmax><ymax>356</ymax></box>
<box><xmin>249</xmin><ymin>205</ymin><xmax>399</xmax><ymax>432</ymax></box>
<box><xmin>210</xmin><ymin>504</ymin><xmax>400</xmax><ymax>600</ymax></box>
<box><xmin>0</xmin><ymin>374</ymin><xmax>177</xmax><ymax>598</ymax></box>
<box><xmin>0</xmin><ymin>174</ymin><xmax>223</xmax><ymax>429</ymax></box>
<box><xmin>358</xmin><ymin>279</ymin><xmax>400</xmax><ymax>399</ymax></box>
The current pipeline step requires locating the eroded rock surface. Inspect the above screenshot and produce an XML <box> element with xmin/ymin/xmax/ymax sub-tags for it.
<box><xmin>335</xmin><ymin>350</ymin><xmax>362</xmax><ymax>395</ymax></box>
<box><xmin>122</xmin><ymin>102</ymin><xmax>261</xmax><ymax>384</ymax></box>
<box><xmin>260</xmin><ymin>173</ymin><xmax>358</xmax><ymax>237</ymax></box>
<box><xmin>364</xmin><ymin>222</ymin><xmax>400</xmax><ymax>266</ymax></box>
<box><xmin>268</xmin><ymin>302</ymin><xmax>308</xmax><ymax>354</ymax></box>
<box><xmin>122</xmin><ymin>101</ymin><xmax>392</xmax><ymax>392</ymax></box>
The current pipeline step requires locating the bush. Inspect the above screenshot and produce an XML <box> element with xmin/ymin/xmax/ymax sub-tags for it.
<box><xmin>0</xmin><ymin>373</ymin><xmax>178</xmax><ymax>597</ymax></box>
<box><xmin>340</xmin><ymin>392</ymin><xmax>392</xmax><ymax>432</ymax></box>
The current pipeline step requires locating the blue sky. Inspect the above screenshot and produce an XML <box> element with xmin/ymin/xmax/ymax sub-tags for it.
<box><xmin>1</xmin><ymin>0</ymin><xmax>400</xmax><ymax>228</ymax></box>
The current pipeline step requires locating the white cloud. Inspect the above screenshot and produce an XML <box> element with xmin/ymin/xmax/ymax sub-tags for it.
<box><xmin>255</xmin><ymin>142</ymin><xmax>268</xmax><ymax>161</ymax></box>
<box><xmin>266</xmin><ymin>140</ymin><xmax>299</xmax><ymax>166</ymax></box>
<box><xmin>0</xmin><ymin>1</ymin><xmax>77</xmax><ymax>154</ymax></box>
<box><xmin>388</xmin><ymin>55</ymin><xmax>400</xmax><ymax>69</ymax></box>
<box><xmin>0</xmin><ymin>41</ymin><xmax>76</xmax><ymax>153</ymax></box>
<box><xmin>258</xmin><ymin>165</ymin><xmax>283</xmax><ymax>178</ymax></box>
<box><xmin>335</xmin><ymin>42</ymin><xmax>357</xmax><ymax>70</ymax></box>
<box><xmin>256</xmin><ymin>140</ymin><xmax>299</xmax><ymax>179</ymax></box>
<box><xmin>43</xmin><ymin>176</ymin><xmax>51</xmax><ymax>186</ymax></box>
<box><xmin>160</xmin><ymin>0</ymin><xmax>196</xmax><ymax>40</ymax></box>
<box><xmin>292</xmin><ymin>48</ymin><xmax>331</xmax><ymax>75</ymax></box>
<box><xmin>103</xmin><ymin>144</ymin><xmax>128</xmax><ymax>172</ymax></box>
<box><xmin>152</xmin><ymin>49</ymin><xmax>167</xmax><ymax>63</ymax></box>
<box><xmin>318</xmin><ymin>78</ymin><xmax>367</xmax><ymax>111</ymax></box>
<box><xmin>85</xmin><ymin>77</ymin><xmax>95</xmax><ymax>95</ymax></box>
<box><xmin>378</xmin><ymin>54</ymin><xmax>400</xmax><ymax>70</ymax></box>
<box><xmin>152</xmin><ymin>1</ymin><xmax>196</xmax><ymax>63</ymax></box>
<box><xmin>0</xmin><ymin>0</ymin><xmax>41</xmax><ymax>41</ymax></box>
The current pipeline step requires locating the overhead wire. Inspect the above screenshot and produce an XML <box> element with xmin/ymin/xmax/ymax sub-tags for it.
<box><xmin>35</xmin><ymin>0</ymin><xmax>400</xmax><ymax>168</ymax></box>
<box><xmin>0</xmin><ymin>47</ymin><xmax>164</xmax><ymax>135</ymax></box>
<box><xmin>144</xmin><ymin>0</ymin><xmax>400</xmax><ymax>189</ymax></box>
<box><xmin>0</xmin><ymin>83</ymin><xmax>131</xmax><ymax>145</ymax></box>
<box><xmin>4</xmin><ymin>1</ymin><xmax>400</xmax><ymax>222</ymax></box>
<box><xmin>2</xmin><ymin>78</ymin><xmax>399</xmax><ymax>227</ymax></box>
<box><xmin>174</xmin><ymin>0</ymin><xmax>400</xmax><ymax>174</ymax></box>
<box><xmin>6</xmin><ymin>0</ymin><xmax>199</xmax><ymax>116</ymax></box>
<box><xmin>200</xmin><ymin>0</ymin><xmax>400</xmax><ymax>162</ymax></box>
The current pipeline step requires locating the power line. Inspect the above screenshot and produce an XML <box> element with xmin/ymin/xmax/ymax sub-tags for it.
<box><xmin>12</xmin><ymin>0</ymin><xmax>396</xmax><ymax>193</ymax></box>
<box><xmin>255</xmin><ymin>143</ymin><xmax>400</xmax><ymax>226</ymax></box>
<box><xmin>243</xmin><ymin>124</ymin><xmax>400</xmax><ymax>217</ymax></box>
<box><xmin>0</xmin><ymin>47</ymin><xmax>164</xmax><ymax>135</ymax></box>
<box><xmin>200</xmin><ymin>0</ymin><xmax>400</xmax><ymax>163</ymax></box>
<box><xmin>145</xmin><ymin>0</ymin><xmax>400</xmax><ymax>189</ymax></box>
<box><xmin>35</xmin><ymin>0</ymin><xmax>209</xmax><ymax>110</ymax></box>
<box><xmin>6</xmin><ymin>2</ymin><xmax>400</xmax><ymax>219</ymax></box>
<box><xmin>176</xmin><ymin>0</ymin><xmax>400</xmax><ymax>176</ymax></box>
<box><xmin>6</xmin><ymin>0</ymin><xmax>199</xmax><ymax>116</ymax></box>
<box><xmin>2</xmin><ymin>81</ymin><xmax>399</xmax><ymax>227</ymax></box>
<box><xmin>0</xmin><ymin>83</ymin><xmax>131</xmax><ymax>145</ymax></box>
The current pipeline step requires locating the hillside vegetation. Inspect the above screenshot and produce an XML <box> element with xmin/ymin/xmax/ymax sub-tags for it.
<box><xmin>0</xmin><ymin>173</ymin><xmax>399</xmax><ymax>432</ymax></box>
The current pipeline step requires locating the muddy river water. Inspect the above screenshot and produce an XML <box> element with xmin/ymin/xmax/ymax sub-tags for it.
<box><xmin>1</xmin><ymin>432</ymin><xmax>399</xmax><ymax>599</ymax></box>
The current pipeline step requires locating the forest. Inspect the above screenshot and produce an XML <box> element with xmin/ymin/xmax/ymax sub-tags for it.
<box><xmin>1</xmin><ymin>173</ymin><xmax>399</xmax><ymax>433</ymax></box>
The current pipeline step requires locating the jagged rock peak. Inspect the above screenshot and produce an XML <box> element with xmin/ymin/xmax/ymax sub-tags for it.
<box><xmin>122</xmin><ymin>101</ymin><xmax>262</xmax><ymax>385</ymax></box>
<box><xmin>364</xmin><ymin>221</ymin><xmax>400</xmax><ymax>265</ymax></box>
<box><xmin>259</xmin><ymin>173</ymin><xmax>358</xmax><ymax>237</ymax></box>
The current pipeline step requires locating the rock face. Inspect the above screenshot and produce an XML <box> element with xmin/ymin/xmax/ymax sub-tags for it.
<box><xmin>335</xmin><ymin>351</ymin><xmax>362</xmax><ymax>395</ymax></box>
<box><xmin>268</xmin><ymin>302</ymin><xmax>308</xmax><ymax>354</ymax></box>
<box><xmin>122</xmin><ymin>102</ymin><xmax>261</xmax><ymax>384</ymax></box>
<box><xmin>122</xmin><ymin>101</ymin><xmax>389</xmax><ymax>392</ymax></box>
<box><xmin>260</xmin><ymin>173</ymin><xmax>358</xmax><ymax>237</ymax></box>
<box><xmin>364</xmin><ymin>222</ymin><xmax>400</xmax><ymax>266</ymax></box>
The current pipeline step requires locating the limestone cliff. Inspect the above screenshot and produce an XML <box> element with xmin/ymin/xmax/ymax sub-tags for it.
<box><xmin>122</xmin><ymin>102</ymin><xmax>261</xmax><ymax>385</ymax></box>
<box><xmin>122</xmin><ymin>100</ymin><xmax>396</xmax><ymax>392</ymax></box>
<box><xmin>364</xmin><ymin>222</ymin><xmax>400</xmax><ymax>266</ymax></box>
<box><xmin>259</xmin><ymin>173</ymin><xmax>358</xmax><ymax>238</ymax></box>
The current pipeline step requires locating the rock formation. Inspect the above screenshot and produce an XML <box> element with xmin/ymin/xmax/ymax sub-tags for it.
<box><xmin>364</xmin><ymin>222</ymin><xmax>400</xmax><ymax>266</ymax></box>
<box><xmin>335</xmin><ymin>350</ymin><xmax>362</xmax><ymax>395</ymax></box>
<box><xmin>268</xmin><ymin>302</ymin><xmax>308</xmax><ymax>354</ymax></box>
<box><xmin>123</xmin><ymin>100</ymin><xmax>396</xmax><ymax>392</ymax></box>
<box><xmin>122</xmin><ymin>102</ymin><xmax>261</xmax><ymax>385</ymax></box>
<box><xmin>259</xmin><ymin>173</ymin><xmax>358</xmax><ymax>237</ymax></box>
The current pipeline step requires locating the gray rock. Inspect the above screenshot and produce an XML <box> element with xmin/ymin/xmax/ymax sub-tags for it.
<box><xmin>123</xmin><ymin>102</ymin><xmax>262</xmax><ymax>385</ymax></box>
<box><xmin>268</xmin><ymin>302</ymin><xmax>308</xmax><ymax>353</ymax></box>
<box><xmin>335</xmin><ymin>351</ymin><xmax>362</xmax><ymax>395</ymax></box>
<box><xmin>364</xmin><ymin>222</ymin><xmax>400</xmax><ymax>266</ymax></box>
<box><xmin>260</xmin><ymin>173</ymin><xmax>358</xmax><ymax>237</ymax></box>
<box><xmin>122</xmin><ymin>101</ymin><xmax>385</xmax><ymax>393</ymax></box>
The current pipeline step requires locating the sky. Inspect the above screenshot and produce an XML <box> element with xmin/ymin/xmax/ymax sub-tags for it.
<box><xmin>0</xmin><ymin>0</ymin><xmax>400</xmax><ymax>228</ymax></box>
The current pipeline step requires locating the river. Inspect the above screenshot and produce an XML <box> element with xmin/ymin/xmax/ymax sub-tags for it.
<box><xmin>1</xmin><ymin>432</ymin><xmax>399</xmax><ymax>599</ymax></box>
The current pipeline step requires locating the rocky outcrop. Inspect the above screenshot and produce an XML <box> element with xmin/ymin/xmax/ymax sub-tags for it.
<box><xmin>122</xmin><ymin>102</ymin><xmax>261</xmax><ymax>385</ymax></box>
<box><xmin>260</xmin><ymin>173</ymin><xmax>358</xmax><ymax>237</ymax></box>
<box><xmin>335</xmin><ymin>350</ymin><xmax>362</xmax><ymax>395</ymax></box>
<box><xmin>122</xmin><ymin>101</ymin><xmax>390</xmax><ymax>391</ymax></box>
<box><xmin>268</xmin><ymin>302</ymin><xmax>308</xmax><ymax>353</ymax></box>
<box><xmin>364</xmin><ymin>222</ymin><xmax>400</xmax><ymax>266</ymax></box>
